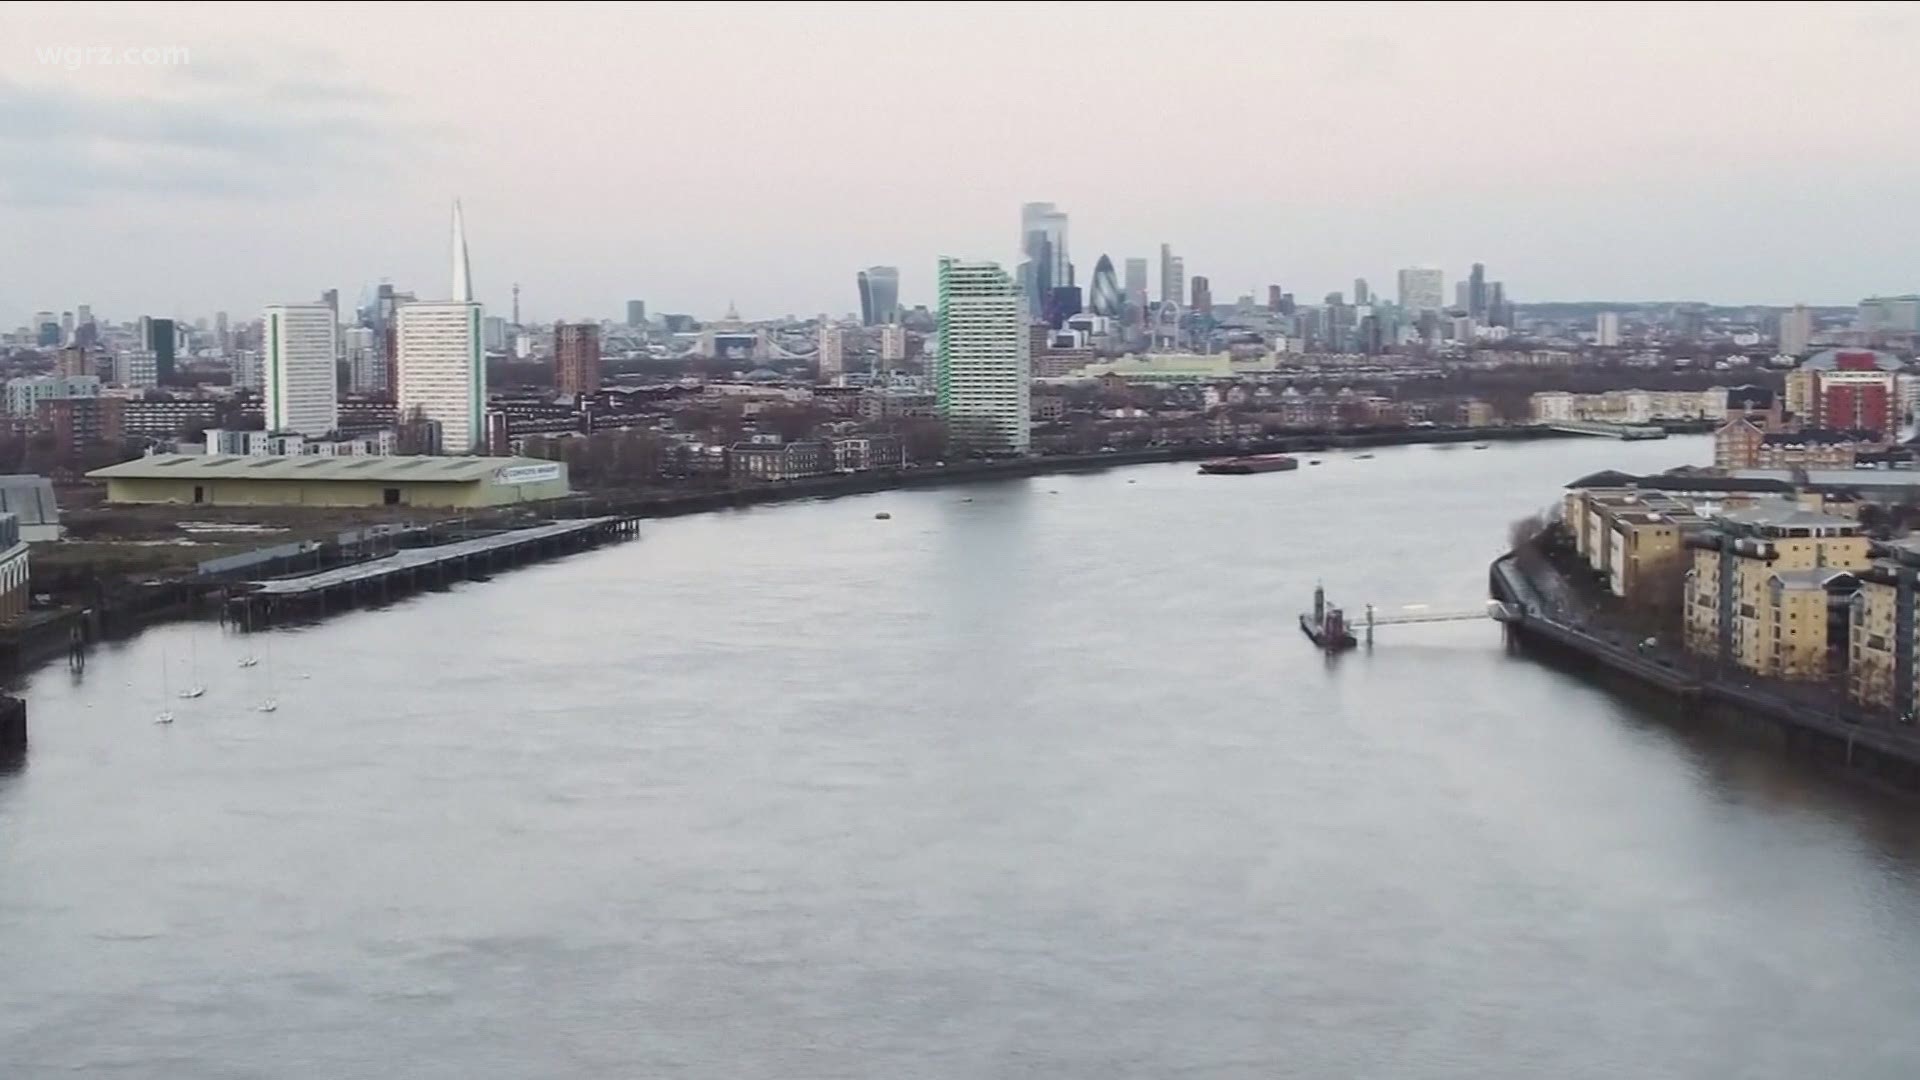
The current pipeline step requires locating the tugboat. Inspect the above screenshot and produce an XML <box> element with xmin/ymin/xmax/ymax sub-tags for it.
<box><xmin>1300</xmin><ymin>584</ymin><xmax>1358</xmax><ymax>652</ymax></box>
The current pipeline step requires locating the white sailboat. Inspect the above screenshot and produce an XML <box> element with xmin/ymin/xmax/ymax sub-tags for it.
<box><xmin>255</xmin><ymin>635</ymin><xmax>278</xmax><ymax>713</ymax></box>
<box><xmin>155</xmin><ymin>646</ymin><xmax>176</xmax><ymax>724</ymax></box>
<box><xmin>179</xmin><ymin>633</ymin><xmax>206</xmax><ymax>700</ymax></box>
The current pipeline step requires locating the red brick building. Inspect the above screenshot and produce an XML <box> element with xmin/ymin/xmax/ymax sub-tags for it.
<box><xmin>554</xmin><ymin>322</ymin><xmax>602</xmax><ymax>400</ymax></box>
<box><xmin>1804</xmin><ymin>348</ymin><xmax>1902</xmax><ymax>440</ymax></box>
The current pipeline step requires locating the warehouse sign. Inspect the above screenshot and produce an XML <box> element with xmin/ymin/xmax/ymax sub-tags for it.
<box><xmin>492</xmin><ymin>463</ymin><xmax>562</xmax><ymax>486</ymax></box>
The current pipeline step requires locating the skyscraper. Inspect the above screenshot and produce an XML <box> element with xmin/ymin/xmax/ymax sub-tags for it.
<box><xmin>1123</xmin><ymin>258</ymin><xmax>1150</xmax><ymax>310</ymax></box>
<box><xmin>555</xmin><ymin>322</ymin><xmax>601</xmax><ymax>399</ymax></box>
<box><xmin>1468</xmin><ymin>262</ymin><xmax>1487</xmax><ymax>320</ymax></box>
<box><xmin>1190</xmin><ymin>276</ymin><xmax>1213</xmax><ymax>316</ymax></box>
<box><xmin>1019</xmin><ymin>203</ymin><xmax>1071</xmax><ymax>315</ymax></box>
<box><xmin>344</xmin><ymin>326</ymin><xmax>383</xmax><ymax>393</ymax></box>
<box><xmin>1353</xmin><ymin>279</ymin><xmax>1370</xmax><ymax>306</ymax></box>
<box><xmin>1396</xmin><ymin>268</ymin><xmax>1444</xmax><ymax>314</ymax></box>
<box><xmin>1158</xmin><ymin>244</ymin><xmax>1184</xmax><ymax>308</ymax></box>
<box><xmin>857</xmin><ymin>266</ymin><xmax>901</xmax><ymax>326</ymax></box>
<box><xmin>451</xmin><ymin>200</ymin><xmax>474</xmax><ymax>304</ymax></box>
<box><xmin>1088</xmin><ymin>255</ymin><xmax>1122</xmax><ymax>318</ymax></box>
<box><xmin>397</xmin><ymin>203</ymin><xmax>485</xmax><ymax>453</ymax></box>
<box><xmin>626</xmin><ymin>300</ymin><xmax>647</xmax><ymax>327</ymax></box>
<box><xmin>145</xmin><ymin>317</ymin><xmax>177</xmax><ymax>384</ymax></box>
<box><xmin>264</xmin><ymin>302</ymin><xmax>340</xmax><ymax>436</ymax></box>
<box><xmin>936</xmin><ymin>258</ymin><xmax>1029</xmax><ymax>456</ymax></box>
<box><xmin>1267</xmin><ymin>285</ymin><xmax>1284</xmax><ymax>313</ymax></box>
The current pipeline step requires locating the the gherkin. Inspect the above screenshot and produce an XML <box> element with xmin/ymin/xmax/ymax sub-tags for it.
<box><xmin>1089</xmin><ymin>254</ymin><xmax>1122</xmax><ymax>317</ymax></box>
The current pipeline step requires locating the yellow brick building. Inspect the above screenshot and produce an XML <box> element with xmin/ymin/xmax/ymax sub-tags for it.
<box><xmin>1562</xmin><ymin>488</ymin><xmax>1706</xmax><ymax>603</ymax></box>
<box><xmin>1849</xmin><ymin>571</ymin><xmax>1902</xmax><ymax>711</ymax></box>
<box><xmin>1683</xmin><ymin>501</ymin><xmax>1870</xmax><ymax>681</ymax></box>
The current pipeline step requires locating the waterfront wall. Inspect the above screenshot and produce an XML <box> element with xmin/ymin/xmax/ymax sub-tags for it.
<box><xmin>1492</xmin><ymin>554</ymin><xmax>1920</xmax><ymax>792</ymax></box>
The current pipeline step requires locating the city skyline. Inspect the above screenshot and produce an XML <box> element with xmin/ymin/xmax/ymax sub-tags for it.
<box><xmin>6</xmin><ymin>4</ymin><xmax>1920</xmax><ymax>321</ymax></box>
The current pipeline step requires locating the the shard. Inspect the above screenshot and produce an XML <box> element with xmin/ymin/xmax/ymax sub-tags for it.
<box><xmin>451</xmin><ymin>199</ymin><xmax>473</xmax><ymax>303</ymax></box>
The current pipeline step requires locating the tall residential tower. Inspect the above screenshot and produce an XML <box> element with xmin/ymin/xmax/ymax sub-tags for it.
<box><xmin>936</xmin><ymin>258</ymin><xmax>1029</xmax><ymax>456</ymax></box>
<box><xmin>263</xmin><ymin>302</ymin><xmax>340</xmax><ymax>436</ymax></box>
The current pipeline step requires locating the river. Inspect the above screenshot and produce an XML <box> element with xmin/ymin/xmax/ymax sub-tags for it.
<box><xmin>5</xmin><ymin>435</ymin><xmax>1920</xmax><ymax>1078</ymax></box>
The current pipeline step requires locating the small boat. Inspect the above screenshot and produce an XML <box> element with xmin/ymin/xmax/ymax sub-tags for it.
<box><xmin>256</xmin><ymin>699</ymin><xmax>278</xmax><ymax>714</ymax></box>
<box><xmin>178</xmin><ymin>685</ymin><xmax>205</xmax><ymax>700</ymax></box>
<box><xmin>1472</xmin><ymin>443</ymin><xmax>1490</xmax><ymax>450</ymax></box>
<box><xmin>874</xmin><ymin>511</ymin><xmax>891</xmax><ymax>520</ymax></box>
<box><xmin>154</xmin><ymin>711</ymin><xmax>175</xmax><ymax>725</ymax></box>
<box><xmin>237</xmin><ymin>656</ymin><xmax>259</xmax><ymax>669</ymax></box>
<box><xmin>1355</xmin><ymin>453</ymin><xmax>1374</xmax><ymax>460</ymax></box>
<box><xmin>1308</xmin><ymin>459</ymin><xmax>1323</xmax><ymax>466</ymax></box>
<box><xmin>1200</xmin><ymin>454</ymin><xmax>1297</xmax><ymax>475</ymax></box>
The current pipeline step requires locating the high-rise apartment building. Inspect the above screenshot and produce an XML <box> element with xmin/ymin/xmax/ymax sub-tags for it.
<box><xmin>857</xmin><ymin>266</ymin><xmax>900</xmax><ymax>326</ymax></box>
<box><xmin>936</xmin><ymin>258</ymin><xmax>1029</xmax><ymax>456</ymax></box>
<box><xmin>1190</xmin><ymin>276</ymin><xmax>1213</xmax><ymax>316</ymax></box>
<box><xmin>397</xmin><ymin>302</ymin><xmax>484</xmax><ymax>452</ymax></box>
<box><xmin>817</xmin><ymin>321</ymin><xmax>844</xmax><ymax>379</ymax></box>
<box><xmin>878</xmin><ymin>323</ymin><xmax>906</xmax><ymax>365</ymax></box>
<box><xmin>626</xmin><ymin>300</ymin><xmax>647</xmax><ymax>327</ymax></box>
<box><xmin>555</xmin><ymin>322</ymin><xmax>602</xmax><ymax>399</ymax></box>
<box><xmin>344</xmin><ymin>326</ymin><xmax>383</xmax><ymax>393</ymax></box>
<box><xmin>264</xmin><ymin>302</ymin><xmax>341</xmax><ymax>436</ymax></box>
<box><xmin>1780</xmin><ymin>304</ymin><xmax>1813</xmax><ymax>355</ymax></box>
<box><xmin>1468</xmin><ymin>262</ymin><xmax>1487</xmax><ymax>320</ymax></box>
<box><xmin>114</xmin><ymin>350</ymin><xmax>158</xmax><ymax>388</ymax></box>
<box><xmin>396</xmin><ymin>202</ymin><xmax>485</xmax><ymax>453</ymax></box>
<box><xmin>1595</xmin><ymin>311</ymin><xmax>1622</xmax><ymax>347</ymax></box>
<box><xmin>1396</xmin><ymin>267</ymin><xmax>1445</xmax><ymax>313</ymax></box>
<box><xmin>1353</xmin><ymin>278</ymin><xmax>1370</xmax><ymax>306</ymax></box>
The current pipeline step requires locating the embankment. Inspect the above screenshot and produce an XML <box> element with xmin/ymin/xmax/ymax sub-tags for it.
<box><xmin>1491</xmin><ymin>554</ymin><xmax>1920</xmax><ymax>792</ymax></box>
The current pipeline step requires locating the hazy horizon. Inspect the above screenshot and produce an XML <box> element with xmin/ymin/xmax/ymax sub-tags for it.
<box><xmin>4</xmin><ymin>2</ymin><xmax>1918</xmax><ymax>325</ymax></box>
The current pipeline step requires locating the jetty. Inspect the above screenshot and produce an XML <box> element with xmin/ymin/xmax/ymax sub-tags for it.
<box><xmin>227</xmin><ymin>516</ymin><xmax>634</xmax><ymax>626</ymax></box>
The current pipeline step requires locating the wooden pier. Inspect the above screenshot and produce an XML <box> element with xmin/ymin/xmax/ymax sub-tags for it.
<box><xmin>226</xmin><ymin>516</ymin><xmax>636</xmax><ymax>627</ymax></box>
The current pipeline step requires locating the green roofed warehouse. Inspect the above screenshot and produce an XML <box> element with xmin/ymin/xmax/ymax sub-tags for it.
<box><xmin>87</xmin><ymin>454</ymin><xmax>570</xmax><ymax>509</ymax></box>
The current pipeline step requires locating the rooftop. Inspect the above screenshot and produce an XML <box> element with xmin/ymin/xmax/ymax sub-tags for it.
<box><xmin>87</xmin><ymin>454</ymin><xmax>560</xmax><ymax>484</ymax></box>
<box><xmin>1760</xmin><ymin>429</ymin><xmax>1874</xmax><ymax>446</ymax></box>
<box><xmin>1715</xmin><ymin>498</ymin><xmax>1859</xmax><ymax>532</ymax></box>
<box><xmin>1770</xmin><ymin>568</ymin><xmax>1859</xmax><ymax>590</ymax></box>
<box><xmin>1730</xmin><ymin>468</ymin><xmax>1920</xmax><ymax>490</ymax></box>
<box><xmin>1802</xmin><ymin>348</ymin><xmax>1903</xmax><ymax>372</ymax></box>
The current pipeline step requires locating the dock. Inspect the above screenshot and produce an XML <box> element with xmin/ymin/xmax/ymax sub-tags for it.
<box><xmin>227</xmin><ymin>516</ymin><xmax>635</xmax><ymax>626</ymax></box>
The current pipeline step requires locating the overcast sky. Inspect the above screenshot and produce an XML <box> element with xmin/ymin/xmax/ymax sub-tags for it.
<box><xmin>3</xmin><ymin>1</ymin><xmax>1918</xmax><ymax>326</ymax></box>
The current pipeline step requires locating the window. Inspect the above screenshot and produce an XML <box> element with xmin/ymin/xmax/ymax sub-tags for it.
<box><xmin>383</xmin><ymin>488</ymin><xmax>401</xmax><ymax>506</ymax></box>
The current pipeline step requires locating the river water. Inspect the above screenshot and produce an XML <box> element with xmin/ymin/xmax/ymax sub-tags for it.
<box><xmin>6</xmin><ymin>436</ymin><xmax>1920</xmax><ymax>1078</ymax></box>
